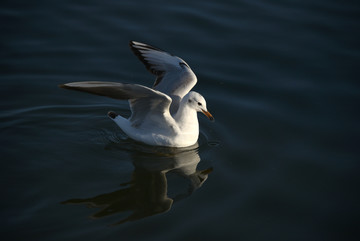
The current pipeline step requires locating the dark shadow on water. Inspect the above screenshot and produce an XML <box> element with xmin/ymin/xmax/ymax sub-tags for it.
<box><xmin>61</xmin><ymin>142</ymin><xmax>213</xmax><ymax>226</ymax></box>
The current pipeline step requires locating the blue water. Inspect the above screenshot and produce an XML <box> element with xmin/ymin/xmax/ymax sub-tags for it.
<box><xmin>1</xmin><ymin>0</ymin><xmax>359</xmax><ymax>240</ymax></box>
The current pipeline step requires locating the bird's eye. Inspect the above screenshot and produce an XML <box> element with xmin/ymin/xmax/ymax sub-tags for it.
<box><xmin>188</xmin><ymin>99</ymin><xmax>192</xmax><ymax>103</ymax></box>
<box><xmin>198</xmin><ymin>102</ymin><xmax>202</xmax><ymax>106</ymax></box>
<box><xmin>179</xmin><ymin>62</ymin><xmax>189</xmax><ymax>68</ymax></box>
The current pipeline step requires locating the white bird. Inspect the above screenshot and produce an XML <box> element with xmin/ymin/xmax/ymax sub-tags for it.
<box><xmin>60</xmin><ymin>41</ymin><xmax>214</xmax><ymax>147</ymax></box>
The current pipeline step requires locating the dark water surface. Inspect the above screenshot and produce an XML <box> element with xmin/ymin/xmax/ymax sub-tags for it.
<box><xmin>1</xmin><ymin>0</ymin><xmax>359</xmax><ymax>240</ymax></box>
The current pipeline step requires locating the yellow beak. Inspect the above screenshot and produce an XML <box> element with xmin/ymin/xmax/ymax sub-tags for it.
<box><xmin>201</xmin><ymin>109</ymin><xmax>214</xmax><ymax>121</ymax></box>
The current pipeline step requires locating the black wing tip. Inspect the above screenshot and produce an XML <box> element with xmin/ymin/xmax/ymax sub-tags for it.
<box><xmin>129</xmin><ymin>40</ymin><xmax>164</xmax><ymax>52</ymax></box>
<box><xmin>129</xmin><ymin>40</ymin><xmax>165</xmax><ymax>76</ymax></box>
<box><xmin>129</xmin><ymin>45</ymin><xmax>154</xmax><ymax>74</ymax></box>
<box><xmin>107</xmin><ymin>111</ymin><xmax>118</xmax><ymax>119</ymax></box>
<box><xmin>129</xmin><ymin>40</ymin><xmax>140</xmax><ymax>47</ymax></box>
<box><xmin>129</xmin><ymin>40</ymin><xmax>143</xmax><ymax>58</ymax></box>
<box><xmin>129</xmin><ymin>40</ymin><xmax>137</xmax><ymax>50</ymax></box>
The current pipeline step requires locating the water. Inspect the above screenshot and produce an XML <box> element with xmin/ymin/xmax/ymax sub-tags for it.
<box><xmin>1</xmin><ymin>0</ymin><xmax>359</xmax><ymax>240</ymax></box>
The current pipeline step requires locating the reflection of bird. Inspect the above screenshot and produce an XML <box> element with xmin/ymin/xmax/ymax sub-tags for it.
<box><xmin>61</xmin><ymin>145</ymin><xmax>212</xmax><ymax>225</ymax></box>
<box><xmin>60</xmin><ymin>41</ymin><xmax>213</xmax><ymax>147</ymax></box>
<box><xmin>62</xmin><ymin>169</ymin><xmax>173</xmax><ymax>225</ymax></box>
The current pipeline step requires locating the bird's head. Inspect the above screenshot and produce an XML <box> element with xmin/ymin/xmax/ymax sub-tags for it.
<box><xmin>186</xmin><ymin>91</ymin><xmax>214</xmax><ymax>121</ymax></box>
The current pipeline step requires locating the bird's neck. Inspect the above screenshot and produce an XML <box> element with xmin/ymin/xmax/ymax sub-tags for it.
<box><xmin>174</xmin><ymin>102</ymin><xmax>199</xmax><ymax>132</ymax></box>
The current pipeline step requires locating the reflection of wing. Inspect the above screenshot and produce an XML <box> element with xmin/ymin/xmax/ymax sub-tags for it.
<box><xmin>59</xmin><ymin>81</ymin><xmax>172</xmax><ymax>126</ymax></box>
<box><xmin>130</xmin><ymin>41</ymin><xmax>197</xmax><ymax>99</ymax></box>
<box><xmin>61</xmin><ymin>169</ymin><xmax>173</xmax><ymax>226</ymax></box>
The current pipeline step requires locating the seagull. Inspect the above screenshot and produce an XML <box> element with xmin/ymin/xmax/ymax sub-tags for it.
<box><xmin>60</xmin><ymin>41</ymin><xmax>214</xmax><ymax>147</ymax></box>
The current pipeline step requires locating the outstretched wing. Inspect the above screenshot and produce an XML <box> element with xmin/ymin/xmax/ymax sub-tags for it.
<box><xmin>129</xmin><ymin>41</ymin><xmax>197</xmax><ymax>99</ymax></box>
<box><xmin>60</xmin><ymin>81</ymin><xmax>172</xmax><ymax>125</ymax></box>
